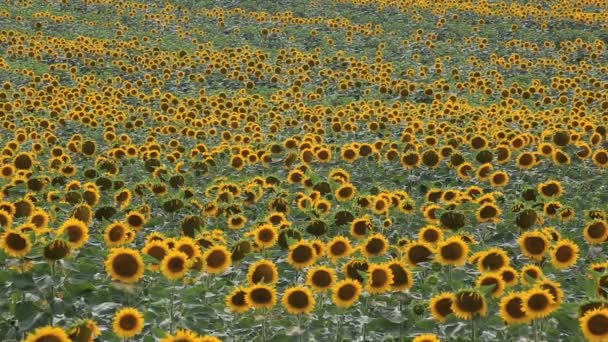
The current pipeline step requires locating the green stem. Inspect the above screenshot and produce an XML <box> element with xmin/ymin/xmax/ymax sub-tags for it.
<box><xmin>335</xmin><ymin>313</ymin><xmax>342</xmax><ymax>342</ymax></box>
<box><xmin>447</xmin><ymin>264</ymin><xmax>453</xmax><ymax>289</ymax></box>
<box><xmin>471</xmin><ymin>317</ymin><xmax>477</xmax><ymax>342</ymax></box>
<box><xmin>169</xmin><ymin>284</ymin><xmax>175</xmax><ymax>334</ymax></box>
<box><xmin>49</xmin><ymin>261</ymin><xmax>55</xmax><ymax>326</ymax></box>
<box><xmin>262</xmin><ymin>308</ymin><xmax>267</xmax><ymax>341</ymax></box>
<box><xmin>297</xmin><ymin>314</ymin><xmax>303</xmax><ymax>342</ymax></box>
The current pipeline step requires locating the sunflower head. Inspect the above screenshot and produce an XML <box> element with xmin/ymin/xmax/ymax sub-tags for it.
<box><xmin>112</xmin><ymin>307</ymin><xmax>144</xmax><ymax>338</ymax></box>
<box><xmin>24</xmin><ymin>326</ymin><xmax>71</xmax><ymax>342</ymax></box>
<box><xmin>226</xmin><ymin>287</ymin><xmax>250</xmax><ymax>313</ymax></box>
<box><xmin>282</xmin><ymin>286</ymin><xmax>316</xmax><ymax>314</ymax></box>
<box><xmin>105</xmin><ymin>248</ymin><xmax>145</xmax><ymax>284</ymax></box>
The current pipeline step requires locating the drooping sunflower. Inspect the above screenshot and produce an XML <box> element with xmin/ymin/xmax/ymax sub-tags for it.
<box><xmin>43</xmin><ymin>240</ymin><xmax>71</xmax><ymax>261</ymax></box>
<box><xmin>68</xmin><ymin>319</ymin><xmax>101</xmax><ymax>342</ymax></box>
<box><xmin>518</xmin><ymin>231</ymin><xmax>549</xmax><ymax>261</ymax></box>
<box><xmin>499</xmin><ymin>292</ymin><xmax>530</xmax><ymax>325</ymax></box>
<box><xmin>362</xmin><ymin>233</ymin><xmax>388</xmax><ymax>258</ymax></box>
<box><xmin>282</xmin><ymin>286</ymin><xmax>316</xmax><ymax>314</ymax></box>
<box><xmin>161</xmin><ymin>250</ymin><xmax>190</xmax><ymax>280</ymax></box>
<box><xmin>326</xmin><ymin>236</ymin><xmax>352</xmax><ymax>262</ymax></box>
<box><xmin>550</xmin><ymin>239</ymin><xmax>579</xmax><ymax>269</ymax></box>
<box><xmin>451</xmin><ymin>290</ymin><xmax>487</xmax><ymax>320</ymax></box>
<box><xmin>203</xmin><ymin>245</ymin><xmax>232</xmax><ymax>274</ymax></box>
<box><xmin>112</xmin><ymin>307</ymin><xmax>144</xmax><ymax>338</ymax></box>
<box><xmin>226</xmin><ymin>287</ymin><xmax>250</xmax><ymax>313</ymax></box>
<box><xmin>306</xmin><ymin>266</ymin><xmax>336</xmax><ymax>292</ymax></box>
<box><xmin>387</xmin><ymin>260</ymin><xmax>414</xmax><ymax>292</ymax></box>
<box><xmin>343</xmin><ymin>259</ymin><xmax>369</xmax><ymax>283</ymax></box>
<box><xmin>247</xmin><ymin>284</ymin><xmax>277</xmax><ymax>309</ymax></box>
<box><xmin>436</xmin><ymin>236</ymin><xmax>469</xmax><ymax>266</ymax></box>
<box><xmin>404</xmin><ymin>241</ymin><xmax>434</xmax><ymax>266</ymax></box>
<box><xmin>429</xmin><ymin>292</ymin><xmax>455</xmax><ymax>323</ymax></box>
<box><xmin>1</xmin><ymin>229</ymin><xmax>32</xmax><ymax>257</ymax></box>
<box><xmin>366</xmin><ymin>263</ymin><xmax>394</xmax><ymax>294</ymax></box>
<box><xmin>247</xmin><ymin>259</ymin><xmax>279</xmax><ymax>285</ymax></box>
<box><xmin>580</xmin><ymin>308</ymin><xmax>608</xmax><ymax>342</ymax></box>
<box><xmin>287</xmin><ymin>240</ymin><xmax>317</xmax><ymax>269</ymax></box>
<box><xmin>57</xmin><ymin>218</ymin><xmax>89</xmax><ymax>249</ymax></box>
<box><xmin>332</xmin><ymin>278</ymin><xmax>363</xmax><ymax>308</ymax></box>
<box><xmin>24</xmin><ymin>326</ymin><xmax>71</xmax><ymax>342</ymax></box>
<box><xmin>105</xmin><ymin>248</ymin><xmax>145</xmax><ymax>284</ymax></box>
<box><xmin>521</xmin><ymin>288</ymin><xmax>555</xmax><ymax>319</ymax></box>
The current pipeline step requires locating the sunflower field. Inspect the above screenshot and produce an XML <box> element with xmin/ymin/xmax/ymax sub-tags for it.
<box><xmin>1</xmin><ymin>0</ymin><xmax>608</xmax><ymax>341</ymax></box>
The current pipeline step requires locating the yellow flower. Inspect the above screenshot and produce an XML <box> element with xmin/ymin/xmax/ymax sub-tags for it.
<box><xmin>282</xmin><ymin>286</ymin><xmax>316</xmax><ymax>314</ymax></box>
<box><xmin>105</xmin><ymin>248</ymin><xmax>145</xmax><ymax>284</ymax></box>
<box><xmin>24</xmin><ymin>326</ymin><xmax>71</xmax><ymax>342</ymax></box>
<box><xmin>112</xmin><ymin>307</ymin><xmax>144</xmax><ymax>338</ymax></box>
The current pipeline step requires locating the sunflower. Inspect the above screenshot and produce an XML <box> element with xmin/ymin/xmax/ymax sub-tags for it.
<box><xmin>366</xmin><ymin>263</ymin><xmax>394</xmax><ymax>294</ymax></box>
<box><xmin>475</xmin><ymin>203</ymin><xmax>502</xmax><ymax>223</ymax></box>
<box><xmin>584</xmin><ymin>220</ymin><xmax>608</xmax><ymax>244</ymax></box>
<box><xmin>29</xmin><ymin>209</ymin><xmax>50</xmax><ymax>230</ymax></box>
<box><xmin>429</xmin><ymin>292</ymin><xmax>454</xmax><ymax>322</ymax></box>
<box><xmin>343</xmin><ymin>259</ymin><xmax>369</xmax><ymax>283</ymax></box>
<box><xmin>451</xmin><ymin>290</ymin><xmax>487</xmax><ymax>320</ymax></box>
<box><xmin>538</xmin><ymin>180</ymin><xmax>563</xmax><ymax>198</ymax></box>
<box><xmin>226</xmin><ymin>287</ymin><xmax>250</xmax><ymax>313</ymax></box>
<box><xmin>199</xmin><ymin>336</ymin><xmax>221</xmax><ymax>342</ymax></box>
<box><xmin>436</xmin><ymin>236</ymin><xmax>469</xmax><ymax>266</ymax></box>
<box><xmin>161</xmin><ymin>250</ymin><xmax>190</xmax><ymax>280</ymax></box>
<box><xmin>282</xmin><ymin>286</ymin><xmax>316</xmax><ymax>314</ymax></box>
<box><xmin>203</xmin><ymin>245</ymin><xmax>232</xmax><ymax>274</ymax></box>
<box><xmin>476</xmin><ymin>273</ymin><xmax>505</xmax><ymax>298</ymax></box>
<box><xmin>332</xmin><ymin>279</ymin><xmax>363</xmax><ymax>308</ymax></box>
<box><xmin>499</xmin><ymin>266</ymin><xmax>518</xmax><ymax>287</ymax></box>
<box><xmin>412</xmin><ymin>333</ymin><xmax>441</xmax><ymax>342</ymax></box>
<box><xmin>247</xmin><ymin>259</ymin><xmax>279</xmax><ymax>285</ymax></box>
<box><xmin>226</xmin><ymin>214</ymin><xmax>247</xmax><ymax>230</ymax></box>
<box><xmin>24</xmin><ymin>326</ymin><xmax>71</xmax><ymax>342</ymax></box>
<box><xmin>105</xmin><ymin>248</ymin><xmax>145</xmax><ymax>284</ymax></box>
<box><xmin>253</xmin><ymin>224</ymin><xmax>278</xmax><ymax>249</ymax></box>
<box><xmin>161</xmin><ymin>329</ymin><xmax>200</xmax><ymax>342</ymax></box>
<box><xmin>104</xmin><ymin>221</ymin><xmax>130</xmax><ymax>247</ymax></box>
<box><xmin>142</xmin><ymin>240</ymin><xmax>168</xmax><ymax>264</ymax></box>
<box><xmin>591</xmin><ymin>150</ymin><xmax>608</xmax><ymax>168</ymax></box>
<box><xmin>175</xmin><ymin>237</ymin><xmax>202</xmax><ymax>260</ymax></box>
<box><xmin>550</xmin><ymin>239</ymin><xmax>579</xmax><ymax>269</ymax></box>
<box><xmin>68</xmin><ymin>319</ymin><xmax>101</xmax><ymax>342</ymax></box>
<box><xmin>518</xmin><ymin>231</ymin><xmax>549</xmax><ymax>261</ymax></box>
<box><xmin>362</xmin><ymin>233</ymin><xmax>388</xmax><ymax>258</ymax></box>
<box><xmin>43</xmin><ymin>240</ymin><xmax>71</xmax><ymax>261</ymax></box>
<box><xmin>326</xmin><ymin>236</ymin><xmax>352</xmax><ymax>262</ymax></box>
<box><xmin>112</xmin><ymin>307</ymin><xmax>144</xmax><ymax>338</ymax></box>
<box><xmin>125</xmin><ymin>211</ymin><xmax>146</xmax><ymax>231</ymax></box>
<box><xmin>521</xmin><ymin>264</ymin><xmax>544</xmax><ymax>285</ymax></box>
<box><xmin>350</xmin><ymin>216</ymin><xmax>372</xmax><ymax>239</ymax></box>
<box><xmin>489</xmin><ymin>171</ymin><xmax>509</xmax><ymax>188</ymax></box>
<box><xmin>477</xmin><ymin>248</ymin><xmax>510</xmax><ymax>273</ymax></box>
<box><xmin>306</xmin><ymin>266</ymin><xmax>336</xmax><ymax>292</ymax></box>
<box><xmin>335</xmin><ymin>183</ymin><xmax>357</xmax><ymax>202</ymax></box>
<box><xmin>288</xmin><ymin>240</ymin><xmax>317</xmax><ymax>269</ymax></box>
<box><xmin>537</xmin><ymin>279</ymin><xmax>564</xmax><ymax>308</ymax></box>
<box><xmin>387</xmin><ymin>260</ymin><xmax>414</xmax><ymax>291</ymax></box>
<box><xmin>521</xmin><ymin>288</ymin><xmax>555</xmax><ymax>319</ymax></box>
<box><xmin>580</xmin><ymin>308</ymin><xmax>608</xmax><ymax>342</ymax></box>
<box><xmin>57</xmin><ymin>218</ymin><xmax>89</xmax><ymax>249</ymax></box>
<box><xmin>247</xmin><ymin>284</ymin><xmax>277</xmax><ymax>309</ymax></box>
<box><xmin>1</xmin><ymin>229</ymin><xmax>32</xmax><ymax>257</ymax></box>
<box><xmin>499</xmin><ymin>292</ymin><xmax>530</xmax><ymax>325</ymax></box>
<box><xmin>404</xmin><ymin>241</ymin><xmax>434</xmax><ymax>266</ymax></box>
<box><xmin>418</xmin><ymin>225</ymin><xmax>443</xmax><ymax>244</ymax></box>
